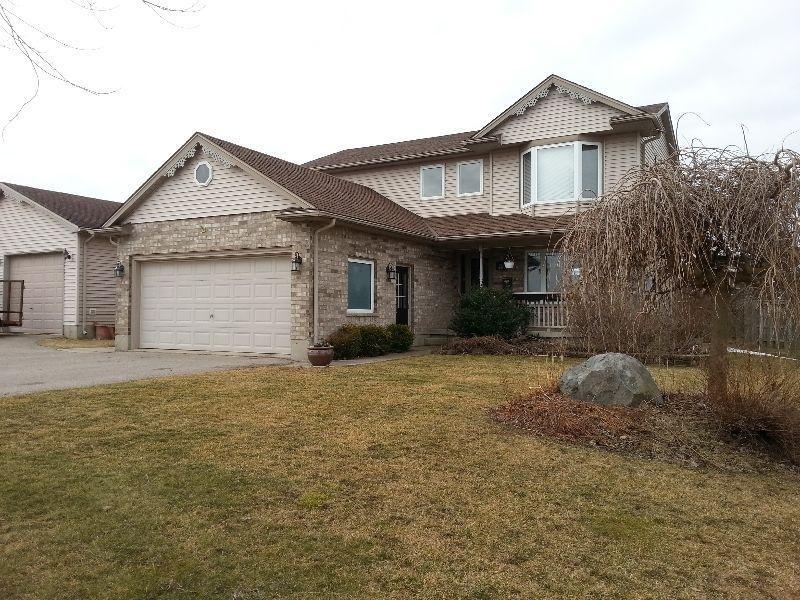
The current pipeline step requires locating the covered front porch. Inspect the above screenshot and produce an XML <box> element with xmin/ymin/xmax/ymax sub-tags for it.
<box><xmin>451</xmin><ymin>239</ymin><xmax>567</xmax><ymax>336</ymax></box>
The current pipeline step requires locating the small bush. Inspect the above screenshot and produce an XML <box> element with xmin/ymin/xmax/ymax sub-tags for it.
<box><xmin>326</xmin><ymin>324</ymin><xmax>362</xmax><ymax>360</ymax></box>
<box><xmin>450</xmin><ymin>287</ymin><xmax>529</xmax><ymax>339</ymax></box>
<box><xmin>386</xmin><ymin>324</ymin><xmax>415</xmax><ymax>353</ymax></box>
<box><xmin>359</xmin><ymin>325</ymin><xmax>391</xmax><ymax>357</ymax></box>
<box><xmin>326</xmin><ymin>324</ymin><xmax>412</xmax><ymax>359</ymax></box>
<box><xmin>709</xmin><ymin>357</ymin><xmax>800</xmax><ymax>464</ymax></box>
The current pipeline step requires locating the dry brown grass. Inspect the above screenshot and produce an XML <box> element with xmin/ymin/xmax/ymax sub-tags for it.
<box><xmin>0</xmin><ymin>355</ymin><xmax>799</xmax><ymax>599</ymax></box>
<box><xmin>36</xmin><ymin>336</ymin><xmax>114</xmax><ymax>349</ymax></box>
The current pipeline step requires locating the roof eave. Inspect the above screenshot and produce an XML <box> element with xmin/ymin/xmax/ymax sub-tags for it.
<box><xmin>276</xmin><ymin>209</ymin><xmax>435</xmax><ymax>240</ymax></box>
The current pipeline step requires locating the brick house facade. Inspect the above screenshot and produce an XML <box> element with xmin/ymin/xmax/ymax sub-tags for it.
<box><xmin>102</xmin><ymin>75</ymin><xmax>675</xmax><ymax>360</ymax></box>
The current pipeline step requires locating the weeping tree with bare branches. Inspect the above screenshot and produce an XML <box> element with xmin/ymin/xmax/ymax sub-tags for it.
<box><xmin>561</xmin><ymin>146</ymin><xmax>800</xmax><ymax>402</ymax></box>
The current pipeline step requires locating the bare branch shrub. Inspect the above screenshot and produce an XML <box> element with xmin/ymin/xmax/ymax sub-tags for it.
<box><xmin>561</xmin><ymin>145</ymin><xmax>800</xmax><ymax>401</ymax></box>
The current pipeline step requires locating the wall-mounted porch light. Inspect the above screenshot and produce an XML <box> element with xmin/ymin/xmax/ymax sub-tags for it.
<box><xmin>503</xmin><ymin>249</ymin><xmax>516</xmax><ymax>270</ymax></box>
<box><xmin>291</xmin><ymin>252</ymin><xmax>303</xmax><ymax>272</ymax></box>
<box><xmin>113</xmin><ymin>261</ymin><xmax>125</xmax><ymax>278</ymax></box>
<box><xmin>386</xmin><ymin>262</ymin><xmax>397</xmax><ymax>282</ymax></box>
<box><xmin>63</xmin><ymin>248</ymin><xmax>73</xmax><ymax>260</ymax></box>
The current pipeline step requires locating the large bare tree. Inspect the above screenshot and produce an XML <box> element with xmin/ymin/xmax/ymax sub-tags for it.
<box><xmin>0</xmin><ymin>0</ymin><xmax>200</xmax><ymax>133</ymax></box>
<box><xmin>561</xmin><ymin>145</ymin><xmax>800</xmax><ymax>401</ymax></box>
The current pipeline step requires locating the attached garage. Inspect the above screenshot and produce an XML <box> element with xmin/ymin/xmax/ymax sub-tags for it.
<box><xmin>138</xmin><ymin>255</ymin><xmax>291</xmax><ymax>354</ymax></box>
<box><xmin>8</xmin><ymin>253</ymin><xmax>65</xmax><ymax>333</ymax></box>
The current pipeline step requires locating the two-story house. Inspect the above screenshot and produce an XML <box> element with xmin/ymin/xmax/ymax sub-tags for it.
<box><xmin>102</xmin><ymin>75</ymin><xmax>675</xmax><ymax>360</ymax></box>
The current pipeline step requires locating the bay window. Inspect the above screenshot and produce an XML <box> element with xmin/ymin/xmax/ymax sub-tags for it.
<box><xmin>520</xmin><ymin>141</ymin><xmax>602</xmax><ymax>206</ymax></box>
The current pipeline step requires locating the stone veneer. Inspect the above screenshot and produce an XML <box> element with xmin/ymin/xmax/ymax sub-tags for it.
<box><xmin>316</xmin><ymin>226</ymin><xmax>459</xmax><ymax>343</ymax></box>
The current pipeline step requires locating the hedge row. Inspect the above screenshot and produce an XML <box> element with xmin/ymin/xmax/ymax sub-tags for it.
<box><xmin>326</xmin><ymin>324</ymin><xmax>414</xmax><ymax>360</ymax></box>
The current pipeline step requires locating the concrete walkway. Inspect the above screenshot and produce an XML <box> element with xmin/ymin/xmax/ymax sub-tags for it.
<box><xmin>0</xmin><ymin>335</ymin><xmax>292</xmax><ymax>397</ymax></box>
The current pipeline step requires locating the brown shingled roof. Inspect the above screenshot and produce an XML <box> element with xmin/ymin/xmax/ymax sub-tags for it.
<box><xmin>2</xmin><ymin>183</ymin><xmax>120</xmax><ymax>229</ymax></box>
<box><xmin>202</xmin><ymin>134</ymin><xmax>435</xmax><ymax>238</ymax></box>
<box><xmin>303</xmin><ymin>131</ymin><xmax>477</xmax><ymax>170</ymax></box>
<box><xmin>425</xmin><ymin>213</ymin><xmax>574</xmax><ymax>239</ymax></box>
<box><xmin>304</xmin><ymin>102</ymin><xmax>668</xmax><ymax>171</ymax></box>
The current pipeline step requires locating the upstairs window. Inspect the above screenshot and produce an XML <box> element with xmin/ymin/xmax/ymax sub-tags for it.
<box><xmin>457</xmin><ymin>160</ymin><xmax>483</xmax><ymax>196</ymax></box>
<box><xmin>520</xmin><ymin>142</ymin><xmax>601</xmax><ymax>205</ymax></box>
<box><xmin>420</xmin><ymin>165</ymin><xmax>444</xmax><ymax>199</ymax></box>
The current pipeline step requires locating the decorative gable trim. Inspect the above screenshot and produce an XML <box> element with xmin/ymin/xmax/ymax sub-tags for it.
<box><xmin>513</xmin><ymin>83</ymin><xmax>595</xmax><ymax>117</ymax></box>
<box><xmin>165</xmin><ymin>143</ymin><xmax>233</xmax><ymax>177</ymax></box>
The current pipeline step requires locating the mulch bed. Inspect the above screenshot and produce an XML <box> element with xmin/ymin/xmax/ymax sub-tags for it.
<box><xmin>489</xmin><ymin>386</ymin><xmax>797</xmax><ymax>473</ymax></box>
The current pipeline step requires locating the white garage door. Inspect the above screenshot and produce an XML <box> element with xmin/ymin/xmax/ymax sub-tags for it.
<box><xmin>139</xmin><ymin>255</ymin><xmax>291</xmax><ymax>354</ymax></box>
<box><xmin>8</xmin><ymin>252</ymin><xmax>64</xmax><ymax>334</ymax></box>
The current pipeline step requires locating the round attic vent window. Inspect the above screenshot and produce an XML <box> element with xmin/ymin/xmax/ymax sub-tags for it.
<box><xmin>194</xmin><ymin>161</ymin><xmax>213</xmax><ymax>186</ymax></box>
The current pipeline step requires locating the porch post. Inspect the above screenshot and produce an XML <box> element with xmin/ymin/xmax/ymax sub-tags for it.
<box><xmin>478</xmin><ymin>245</ymin><xmax>484</xmax><ymax>287</ymax></box>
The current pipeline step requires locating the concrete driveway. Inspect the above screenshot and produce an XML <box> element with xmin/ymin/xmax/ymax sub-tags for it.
<box><xmin>0</xmin><ymin>335</ymin><xmax>293</xmax><ymax>397</ymax></box>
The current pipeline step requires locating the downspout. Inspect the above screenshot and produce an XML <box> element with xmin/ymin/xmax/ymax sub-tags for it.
<box><xmin>81</xmin><ymin>232</ymin><xmax>95</xmax><ymax>337</ymax></box>
<box><xmin>312</xmin><ymin>218</ymin><xmax>337</xmax><ymax>344</ymax></box>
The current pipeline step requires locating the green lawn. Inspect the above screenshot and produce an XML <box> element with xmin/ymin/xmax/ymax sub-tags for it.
<box><xmin>1</xmin><ymin>356</ymin><xmax>798</xmax><ymax>599</ymax></box>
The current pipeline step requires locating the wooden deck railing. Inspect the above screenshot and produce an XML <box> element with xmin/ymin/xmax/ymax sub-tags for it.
<box><xmin>514</xmin><ymin>293</ymin><xmax>566</xmax><ymax>331</ymax></box>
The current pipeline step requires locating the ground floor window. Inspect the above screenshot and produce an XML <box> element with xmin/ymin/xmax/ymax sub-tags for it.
<box><xmin>525</xmin><ymin>251</ymin><xmax>563</xmax><ymax>293</ymax></box>
<box><xmin>347</xmin><ymin>258</ymin><xmax>374</xmax><ymax>313</ymax></box>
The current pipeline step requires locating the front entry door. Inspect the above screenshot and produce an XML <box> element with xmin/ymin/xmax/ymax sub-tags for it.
<box><xmin>395</xmin><ymin>266</ymin><xmax>410</xmax><ymax>325</ymax></box>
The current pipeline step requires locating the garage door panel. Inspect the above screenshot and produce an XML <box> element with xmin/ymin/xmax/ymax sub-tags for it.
<box><xmin>139</xmin><ymin>255</ymin><xmax>291</xmax><ymax>354</ymax></box>
<box><xmin>8</xmin><ymin>253</ymin><xmax>64</xmax><ymax>334</ymax></box>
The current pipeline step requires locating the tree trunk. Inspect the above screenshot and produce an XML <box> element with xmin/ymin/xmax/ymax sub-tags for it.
<box><xmin>708</xmin><ymin>287</ymin><xmax>733</xmax><ymax>403</ymax></box>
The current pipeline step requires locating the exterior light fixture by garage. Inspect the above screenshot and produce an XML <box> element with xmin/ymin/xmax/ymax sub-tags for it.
<box><xmin>291</xmin><ymin>252</ymin><xmax>303</xmax><ymax>272</ymax></box>
<box><xmin>113</xmin><ymin>261</ymin><xmax>125</xmax><ymax>278</ymax></box>
<box><xmin>503</xmin><ymin>250</ymin><xmax>515</xmax><ymax>270</ymax></box>
<box><xmin>386</xmin><ymin>262</ymin><xmax>397</xmax><ymax>282</ymax></box>
<box><xmin>63</xmin><ymin>248</ymin><xmax>72</xmax><ymax>260</ymax></box>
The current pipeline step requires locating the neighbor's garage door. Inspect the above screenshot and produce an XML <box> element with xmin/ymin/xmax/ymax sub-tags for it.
<box><xmin>139</xmin><ymin>256</ymin><xmax>291</xmax><ymax>354</ymax></box>
<box><xmin>8</xmin><ymin>252</ymin><xmax>64</xmax><ymax>333</ymax></box>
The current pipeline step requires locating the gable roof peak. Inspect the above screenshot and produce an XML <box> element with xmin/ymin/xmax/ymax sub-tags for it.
<box><xmin>473</xmin><ymin>74</ymin><xmax>646</xmax><ymax>139</ymax></box>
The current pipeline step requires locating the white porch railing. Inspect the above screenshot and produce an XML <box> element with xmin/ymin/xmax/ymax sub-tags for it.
<box><xmin>515</xmin><ymin>293</ymin><xmax>566</xmax><ymax>331</ymax></box>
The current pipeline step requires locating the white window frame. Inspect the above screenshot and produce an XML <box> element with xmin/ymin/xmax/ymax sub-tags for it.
<box><xmin>523</xmin><ymin>250</ymin><xmax>564</xmax><ymax>294</ymax></box>
<box><xmin>420</xmin><ymin>164</ymin><xmax>445</xmax><ymax>200</ymax></box>
<box><xmin>194</xmin><ymin>160</ymin><xmax>214</xmax><ymax>187</ymax></box>
<box><xmin>346</xmin><ymin>258</ymin><xmax>375</xmax><ymax>314</ymax></box>
<box><xmin>456</xmin><ymin>159</ymin><xmax>483</xmax><ymax>197</ymax></box>
<box><xmin>519</xmin><ymin>141</ymin><xmax>602</xmax><ymax>207</ymax></box>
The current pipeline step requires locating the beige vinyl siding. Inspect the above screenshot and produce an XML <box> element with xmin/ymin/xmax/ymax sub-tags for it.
<box><xmin>644</xmin><ymin>134</ymin><xmax>671</xmax><ymax>164</ymax></box>
<box><xmin>604</xmin><ymin>133</ymin><xmax>641</xmax><ymax>191</ymax></box>
<box><xmin>81</xmin><ymin>237</ymin><xmax>117</xmax><ymax>326</ymax></box>
<box><xmin>337</xmin><ymin>156</ymin><xmax>492</xmax><ymax>218</ymax></box>
<box><xmin>124</xmin><ymin>154</ymin><xmax>300</xmax><ymax>224</ymax></box>
<box><xmin>490</xmin><ymin>148</ymin><xmax>522</xmax><ymax>215</ymax></box>
<box><xmin>0</xmin><ymin>195</ymin><xmax>79</xmax><ymax>325</ymax></box>
<box><xmin>493</xmin><ymin>88</ymin><xmax>624</xmax><ymax>144</ymax></box>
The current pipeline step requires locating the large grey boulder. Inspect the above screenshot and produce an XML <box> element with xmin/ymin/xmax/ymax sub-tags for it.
<box><xmin>559</xmin><ymin>353</ymin><xmax>662</xmax><ymax>407</ymax></box>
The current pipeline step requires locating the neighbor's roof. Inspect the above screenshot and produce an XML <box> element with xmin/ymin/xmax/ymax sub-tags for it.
<box><xmin>425</xmin><ymin>213</ymin><xmax>573</xmax><ymax>240</ymax></box>
<box><xmin>304</xmin><ymin>103</ymin><xmax>670</xmax><ymax>171</ymax></box>
<box><xmin>1</xmin><ymin>183</ymin><xmax>120</xmax><ymax>229</ymax></box>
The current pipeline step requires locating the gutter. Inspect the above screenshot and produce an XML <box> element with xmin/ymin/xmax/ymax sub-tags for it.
<box><xmin>312</xmin><ymin>218</ymin><xmax>337</xmax><ymax>344</ymax></box>
<box><xmin>80</xmin><ymin>232</ymin><xmax>95</xmax><ymax>337</ymax></box>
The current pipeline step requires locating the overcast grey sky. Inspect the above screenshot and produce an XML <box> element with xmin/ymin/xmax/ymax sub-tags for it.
<box><xmin>1</xmin><ymin>0</ymin><xmax>798</xmax><ymax>202</ymax></box>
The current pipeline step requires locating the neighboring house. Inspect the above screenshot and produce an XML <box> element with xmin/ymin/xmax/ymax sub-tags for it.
<box><xmin>103</xmin><ymin>74</ymin><xmax>675</xmax><ymax>360</ymax></box>
<box><xmin>0</xmin><ymin>183</ymin><xmax>121</xmax><ymax>337</ymax></box>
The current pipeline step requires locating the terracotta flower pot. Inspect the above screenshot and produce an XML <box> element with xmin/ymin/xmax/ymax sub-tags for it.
<box><xmin>307</xmin><ymin>346</ymin><xmax>334</xmax><ymax>367</ymax></box>
<box><xmin>96</xmin><ymin>325</ymin><xmax>115</xmax><ymax>340</ymax></box>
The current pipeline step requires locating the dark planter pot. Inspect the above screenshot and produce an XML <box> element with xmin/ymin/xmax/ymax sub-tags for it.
<box><xmin>307</xmin><ymin>346</ymin><xmax>334</xmax><ymax>367</ymax></box>
<box><xmin>96</xmin><ymin>325</ymin><xmax>115</xmax><ymax>340</ymax></box>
